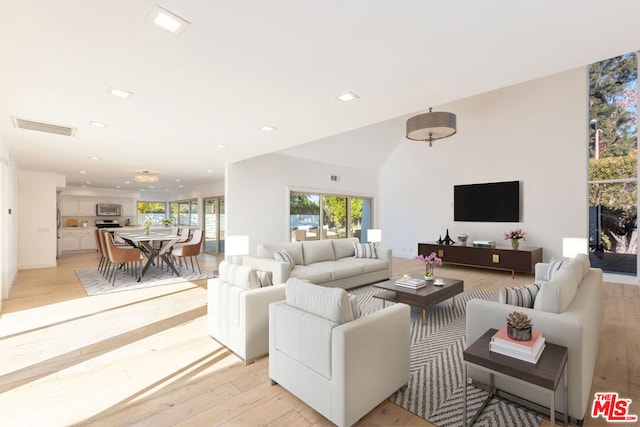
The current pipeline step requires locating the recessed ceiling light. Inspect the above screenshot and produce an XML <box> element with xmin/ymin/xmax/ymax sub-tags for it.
<box><xmin>178</xmin><ymin>184</ymin><xmax>184</xmax><ymax>188</ymax></box>
<box><xmin>147</xmin><ymin>5</ymin><xmax>190</xmax><ymax>36</ymax></box>
<box><xmin>207</xmin><ymin>170</ymin><xmax>213</xmax><ymax>173</ymax></box>
<box><xmin>337</xmin><ymin>91</ymin><xmax>359</xmax><ymax>102</ymax></box>
<box><xmin>89</xmin><ymin>156</ymin><xmax>101</xmax><ymax>161</ymax></box>
<box><xmin>148</xmin><ymin>185</ymin><xmax>155</xmax><ymax>189</ymax></box>
<box><xmin>124</xmin><ymin>181</ymin><xmax>131</xmax><ymax>184</ymax></box>
<box><xmin>85</xmin><ymin>181</ymin><xmax>91</xmax><ymax>184</ymax></box>
<box><xmin>261</xmin><ymin>125</ymin><xmax>276</xmax><ymax>132</ymax></box>
<box><xmin>79</xmin><ymin>170</ymin><xmax>87</xmax><ymax>174</ymax></box>
<box><xmin>89</xmin><ymin>120</ymin><xmax>108</xmax><ymax>128</ymax></box>
<box><xmin>108</xmin><ymin>87</ymin><xmax>134</xmax><ymax>99</ymax></box>
<box><xmin>115</xmin><ymin>185</ymin><xmax>121</xmax><ymax>189</ymax></box>
<box><xmin>175</xmin><ymin>179</ymin><xmax>181</xmax><ymax>182</ymax></box>
<box><xmin>81</xmin><ymin>185</ymin><xmax>86</xmax><ymax>188</ymax></box>
<box><xmin>215</xmin><ymin>144</ymin><xmax>228</xmax><ymax>149</ymax></box>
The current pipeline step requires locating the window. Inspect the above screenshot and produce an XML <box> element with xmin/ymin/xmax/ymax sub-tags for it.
<box><xmin>290</xmin><ymin>192</ymin><xmax>372</xmax><ymax>242</ymax></box>
<box><xmin>137</xmin><ymin>202</ymin><xmax>167</xmax><ymax>225</ymax></box>
<box><xmin>588</xmin><ymin>52</ymin><xmax>638</xmax><ymax>275</ymax></box>
<box><xmin>170</xmin><ymin>199</ymin><xmax>199</xmax><ymax>226</ymax></box>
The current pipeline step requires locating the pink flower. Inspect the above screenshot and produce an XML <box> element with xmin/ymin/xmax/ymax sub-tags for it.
<box><xmin>504</xmin><ymin>228</ymin><xmax>526</xmax><ymax>240</ymax></box>
<box><xmin>414</xmin><ymin>252</ymin><xmax>442</xmax><ymax>266</ymax></box>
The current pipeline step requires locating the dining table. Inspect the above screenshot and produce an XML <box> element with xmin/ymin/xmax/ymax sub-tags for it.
<box><xmin>117</xmin><ymin>231</ymin><xmax>181</xmax><ymax>279</ymax></box>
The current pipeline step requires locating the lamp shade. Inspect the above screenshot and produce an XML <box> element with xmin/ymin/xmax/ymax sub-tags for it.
<box><xmin>225</xmin><ymin>235</ymin><xmax>249</xmax><ymax>256</ymax></box>
<box><xmin>367</xmin><ymin>229</ymin><xmax>382</xmax><ymax>243</ymax></box>
<box><xmin>562</xmin><ymin>237</ymin><xmax>587</xmax><ymax>258</ymax></box>
<box><xmin>406</xmin><ymin>109</ymin><xmax>456</xmax><ymax>143</ymax></box>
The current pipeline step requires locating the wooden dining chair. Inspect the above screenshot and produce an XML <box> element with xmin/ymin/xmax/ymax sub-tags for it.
<box><xmin>103</xmin><ymin>231</ymin><xmax>143</xmax><ymax>285</ymax></box>
<box><xmin>171</xmin><ymin>228</ymin><xmax>203</xmax><ymax>273</ymax></box>
<box><xmin>94</xmin><ymin>229</ymin><xmax>107</xmax><ymax>273</ymax></box>
<box><xmin>96</xmin><ymin>229</ymin><xmax>112</xmax><ymax>277</ymax></box>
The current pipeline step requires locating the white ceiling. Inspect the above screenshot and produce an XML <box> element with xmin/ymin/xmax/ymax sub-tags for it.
<box><xmin>1</xmin><ymin>1</ymin><xmax>639</xmax><ymax>190</ymax></box>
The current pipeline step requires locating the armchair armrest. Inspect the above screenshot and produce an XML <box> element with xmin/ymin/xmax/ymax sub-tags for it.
<box><xmin>242</xmin><ymin>255</ymin><xmax>291</xmax><ymax>284</ymax></box>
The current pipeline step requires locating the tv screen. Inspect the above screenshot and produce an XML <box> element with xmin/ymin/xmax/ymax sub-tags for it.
<box><xmin>454</xmin><ymin>180</ymin><xmax>520</xmax><ymax>222</ymax></box>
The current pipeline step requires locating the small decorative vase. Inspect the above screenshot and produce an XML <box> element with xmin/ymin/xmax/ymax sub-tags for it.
<box><xmin>507</xmin><ymin>325</ymin><xmax>532</xmax><ymax>341</ymax></box>
<box><xmin>511</xmin><ymin>238</ymin><xmax>520</xmax><ymax>249</ymax></box>
<box><xmin>424</xmin><ymin>263</ymin><xmax>434</xmax><ymax>280</ymax></box>
<box><xmin>145</xmin><ymin>225</ymin><xmax>151</xmax><ymax>236</ymax></box>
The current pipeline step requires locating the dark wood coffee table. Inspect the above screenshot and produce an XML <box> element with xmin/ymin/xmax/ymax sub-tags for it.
<box><xmin>372</xmin><ymin>275</ymin><xmax>464</xmax><ymax>325</ymax></box>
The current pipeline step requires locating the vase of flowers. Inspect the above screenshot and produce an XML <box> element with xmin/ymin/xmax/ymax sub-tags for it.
<box><xmin>504</xmin><ymin>228</ymin><xmax>526</xmax><ymax>249</ymax></box>
<box><xmin>144</xmin><ymin>219</ymin><xmax>153</xmax><ymax>236</ymax></box>
<box><xmin>414</xmin><ymin>252</ymin><xmax>442</xmax><ymax>280</ymax></box>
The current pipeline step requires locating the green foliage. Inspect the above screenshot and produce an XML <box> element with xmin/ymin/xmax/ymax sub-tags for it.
<box><xmin>137</xmin><ymin>202</ymin><xmax>166</xmax><ymax>214</ymax></box>
<box><xmin>290</xmin><ymin>194</ymin><xmax>319</xmax><ymax>215</ymax></box>
<box><xmin>589</xmin><ymin>53</ymin><xmax>637</xmax><ymax>158</ymax></box>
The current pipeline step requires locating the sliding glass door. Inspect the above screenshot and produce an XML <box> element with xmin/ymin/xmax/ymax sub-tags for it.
<box><xmin>203</xmin><ymin>196</ymin><xmax>225</xmax><ymax>254</ymax></box>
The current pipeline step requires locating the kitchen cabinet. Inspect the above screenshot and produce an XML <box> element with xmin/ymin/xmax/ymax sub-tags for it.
<box><xmin>60</xmin><ymin>197</ymin><xmax>95</xmax><ymax>216</ymax></box>
<box><xmin>59</xmin><ymin>229</ymin><xmax>97</xmax><ymax>253</ymax></box>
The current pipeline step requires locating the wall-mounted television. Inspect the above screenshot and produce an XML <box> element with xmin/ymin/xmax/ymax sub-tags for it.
<box><xmin>454</xmin><ymin>180</ymin><xmax>520</xmax><ymax>222</ymax></box>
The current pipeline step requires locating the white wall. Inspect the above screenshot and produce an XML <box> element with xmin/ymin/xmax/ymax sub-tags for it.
<box><xmin>18</xmin><ymin>170</ymin><xmax>58</xmax><ymax>269</ymax></box>
<box><xmin>226</xmin><ymin>153</ymin><xmax>378</xmax><ymax>253</ymax></box>
<box><xmin>0</xmin><ymin>138</ymin><xmax>18</xmax><ymax>305</ymax></box>
<box><xmin>380</xmin><ymin>67</ymin><xmax>588</xmax><ymax>262</ymax></box>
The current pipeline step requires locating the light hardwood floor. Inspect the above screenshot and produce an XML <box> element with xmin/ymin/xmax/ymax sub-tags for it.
<box><xmin>0</xmin><ymin>252</ymin><xmax>637</xmax><ymax>426</ymax></box>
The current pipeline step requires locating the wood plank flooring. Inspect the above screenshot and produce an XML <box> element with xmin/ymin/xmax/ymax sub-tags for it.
<box><xmin>0</xmin><ymin>252</ymin><xmax>637</xmax><ymax>426</ymax></box>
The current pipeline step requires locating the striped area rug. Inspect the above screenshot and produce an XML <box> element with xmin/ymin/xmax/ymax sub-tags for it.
<box><xmin>349</xmin><ymin>285</ymin><xmax>542</xmax><ymax>427</ymax></box>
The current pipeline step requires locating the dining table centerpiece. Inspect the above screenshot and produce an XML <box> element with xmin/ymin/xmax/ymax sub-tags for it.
<box><xmin>414</xmin><ymin>252</ymin><xmax>443</xmax><ymax>280</ymax></box>
<box><xmin>144</xmin><ymin>219</ymin><xmax>153</xmax><ymax>236</ymax></box>
<box><xmin>504</xmin><ymin>228</ymin><xmax>526</xmax><ymax>249</ymax></box>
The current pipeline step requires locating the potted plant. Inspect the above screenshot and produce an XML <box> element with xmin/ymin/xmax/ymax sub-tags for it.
<box><xmin>414</xmin><ymin>252</ymin><xmax>442</xmax><ymax>280</ymax></box>
<box><xmin>506</xmin><ymin>310</ymin><xmax>533</xmax><ymax>341</ymax></box>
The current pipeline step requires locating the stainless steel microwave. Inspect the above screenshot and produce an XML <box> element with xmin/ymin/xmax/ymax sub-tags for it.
<box><xmin>96</xmin><ymin>203</ymin><xmax>121</xmax><ymax>216</ymax></box>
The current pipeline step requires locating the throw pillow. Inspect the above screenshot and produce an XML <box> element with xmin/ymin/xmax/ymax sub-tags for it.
<box><xmin>256</xmin><ymin>270</ymin><xmax>273</xmax><ymax>287</ymax></box>
<box><xmin>274</xmin><ymin>250</ymin><xmax>295</xmax><ymax>269</ymax></box>
<box><xmin>545</xmin><ymin>257</ymin><xmax>566</xmax><ymax>280</ymax></box>
<box><xmin>498</xmin><ymin>283</ymin><xmax>541</xmax><ymax>308</ymax></box>
<box><xmin>233</xmin><ymin>265</ymin><xmax>261</xmax><ymax>290</ymax></box>
<box><xmin>353</xmin><ymin>242</ymin><xmax>377</xmax><ymax>259</ymax></box>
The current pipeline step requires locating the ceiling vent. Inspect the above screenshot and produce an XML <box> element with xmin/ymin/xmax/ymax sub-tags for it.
<box><xmin>11</xmin><ymin>117</ymin><xmax>76</xmax><ymax>136</ymax></box>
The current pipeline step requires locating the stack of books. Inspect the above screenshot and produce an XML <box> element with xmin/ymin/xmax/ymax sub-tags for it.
<box><xmin>394</xmin><ymin>277</ymin><xmax>427</xmax><ymax>289</ymax></box>
<box><xmin>489</xmin><ymin>324</ymin><xmax>545</xmax><ymax>364</ymax></box>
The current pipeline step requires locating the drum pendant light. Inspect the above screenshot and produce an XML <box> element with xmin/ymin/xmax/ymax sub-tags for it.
<box><xmin>406</xmin><ymin>107</ymin><xmax>457</xmax><ymax>146</ymax></box>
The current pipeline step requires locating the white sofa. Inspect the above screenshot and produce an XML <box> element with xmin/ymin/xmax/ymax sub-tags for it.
<box><xmin>244</xmin><ymin>237</ymin><xmax>392</xmax><ymax>289</ymax></box>
<box><xmin>207</xmin><ymin>260</ymin><xmax>286</xmax><ymax>364</ymax></box>
<box><xmin>269</xmin><ymin>278</ymin><xmax>410</xmax><ymax>427</ymax></box>
<box><xmin>465</xmin><ymin>254</ymin><xmax>603</xmax><ymax>423</ymax></box>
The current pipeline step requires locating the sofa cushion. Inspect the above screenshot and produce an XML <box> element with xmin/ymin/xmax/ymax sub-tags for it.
<box><xmin>338</xmin><ymin>257</ymin><xmax>388</xmax><ymax>274</ymax></box>
<box><xmin>258</xmin><ymin>242</ymin><xmax>304</xmax><ymax>266</ymax></box>
<box><xmin>307</xmin><ymin>260</ymin><xmax>363</xmax><ymax>280</ymax></box>
<box><xmin>302</xmin><ymin>240</ymin><xmax>335</xmax><ymax>265</ymax></box>
<box><xmin>285</xmin><ymin>277</ymin><xmax>355</xmax><ymax>324</ymax></box>
<box><xmin>353</xmin><ymin>242</ymin><xmax>377</xmax><ymax>258</ymax></box>
<box><xmin>332</xmin><ymin>238</ymin><xmax>358</xmax><ymax>259</ymax></box>
<box><xmin>534</xmin><ymin>265</ymin><xmax>579</xmax><ymax>313</ymax></box>
<box><xmin>274</xmin><ymin>250</ymin><xmax>296</xmax><ymax>269</ymax></box>
<box><xmin>498</xmin><ymin>283</ymin><xmax>541</xmax><ymax>308</ymax></box>
<box><xmin>218</xmin><ymin>260</ymin><xmax>259</xmax><ymax>289</ymax></box>
<box><xmin>574</xmin><ymin>253</ymin><xmax>591</xmax><ymax>279</ymax></box>
<box><xmin>289</xmin><ymin>265</ymin><xmax>333</xmax><ymax>284</ymax></box>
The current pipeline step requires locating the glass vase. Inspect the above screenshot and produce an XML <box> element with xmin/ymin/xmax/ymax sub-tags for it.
<box><xmin>425</xmin><ymin>263</ymin><xmax>434</xmax><ymax>280</ymax></box>
<box><xmin>511</xmin><ymin>238</ymin><xmax>519</xmax><ymax>249</ymax></box>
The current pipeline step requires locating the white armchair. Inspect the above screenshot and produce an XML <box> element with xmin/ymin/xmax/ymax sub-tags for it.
<box><xmin>269</xmin><ymin>278</ymin><xmax>410</xmax><ymax>427</ymax></box>
<box><xmin>207</xmin><ymin>260</ymin><xmax>286</xmax><ymax>364</ymax></box>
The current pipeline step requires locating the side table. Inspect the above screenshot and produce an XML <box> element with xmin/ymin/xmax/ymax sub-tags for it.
<box><xmin>463</xmin><ymin>328</ymin><xmax>568</xmax><ymax>426</ymax></box>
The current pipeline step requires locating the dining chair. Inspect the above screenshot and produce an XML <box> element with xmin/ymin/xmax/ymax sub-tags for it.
<box><xmin>96</xmin><ymin>229</ymin><xmax>112</xmax><ymax>277</ymax></box>
<box><xmin>171</xmin><ymin>228</ymin><xmax>203</xmax><ymax>273</ymax></box>
<box><xmin>94</xmin><ymin>229</ymin><xmax>107</xmax><ymax>273</ymax></box>
<box><xmin>103</xmin><ymin>231</ymin><xmax>143</xmax><ymax>285</ymax></box>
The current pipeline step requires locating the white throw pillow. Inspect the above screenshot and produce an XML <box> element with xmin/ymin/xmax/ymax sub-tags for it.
<box><xmin>285</xmin><ymin>277</ymin><xmax>354</xmax><ymax>324</ymax></box>
<box><xmin>233</xmin><ymin>265</ymin><xmax>261</xmax><ymax>290</ymax></box>
<box><xmin>533</xmin><ymin>267</ymin><xmax>578</xmax><ymax>313</ymax></box>
<box><xmin>544</xmin><ymin>257</ymin><xmax>567</xmax><ymax>280</ymax></box>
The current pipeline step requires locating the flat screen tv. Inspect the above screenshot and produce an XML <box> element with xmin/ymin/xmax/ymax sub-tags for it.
<box><xmin>454</xmin><ymin>180</ymin><xmax>520</xmax><ymax>222</ymax></box>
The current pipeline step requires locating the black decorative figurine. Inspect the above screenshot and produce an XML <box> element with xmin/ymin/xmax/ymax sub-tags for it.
<box><xmin>437</xmin><ymin>235</ymin><xmax>444</xmax><ymax>244</ymax></box>
<box><xmin>443</xmin><ymin>229</ymin><xmax>455</xmax><ymax>245</ymax></box>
